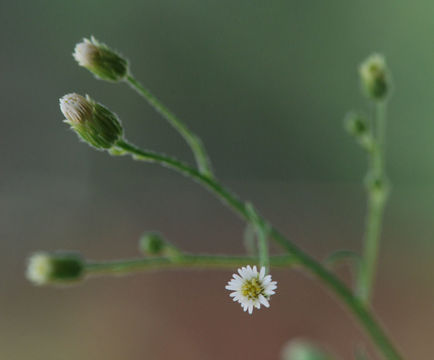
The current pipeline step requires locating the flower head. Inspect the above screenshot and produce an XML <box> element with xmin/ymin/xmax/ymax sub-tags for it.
<box><xmin>26</xmin><ymin>253</ymin><xmax>53</xmax><ymax>285</ymax></box>
<box><xmin>26</xmin><ymin>252</ymin><xmax>84</xmax><ymax>286</ymax></box>
<box><xmin>225</xmin><ymin>265</ymin><xmax>277</xmax><ymax>314</ymax></box>
<box><xmin>73</xmin><ymin>36</ymin><xmax>128</xmax><ymax>82</ymax></box>
<box><xmin>359</xmin><ymin>53</ymin><xmax>389</xmax><ymax>101</ymax></box>
<box><xmin>60</xmin><ymin>93</ymin><xmax>123</xmax><ymax>149</ymax></box>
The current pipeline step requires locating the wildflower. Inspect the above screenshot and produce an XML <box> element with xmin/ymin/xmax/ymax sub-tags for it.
<box><xmin>73</xmin><ymin>36</ymin><xmax>128</xmax><ymax>82</ymax></box>
<box><xmin>60</xmin><ymin>93</ymin><xmax>123</xmax><ymax>149</ymax></box>
<box><xmin>225</xmin><ymin>265</ymin><xmax>277</xmax><ymax>314</ymax></box>
<box><xmin>26</xmin><ymin>252</ymin><xmax>84</xmax><ymax>286</ymax></box>
<box><xmin>359</xmin><ymin>53</ymin><xmax>389</xmax><ymax>101</ymax></box>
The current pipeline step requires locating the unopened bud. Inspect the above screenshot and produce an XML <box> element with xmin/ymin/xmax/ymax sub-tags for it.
<box><xmin>344</xmin><ymin>113</ymin><xmax>374</xmax><ymax>152</ymax></box>
<box><xmin>281</xmin><ymin>339</ymin><xmax>333</xmax><ymax>360</ymax></box>
<box><xmin>345</xmin><ymin>113</ymin><xmax>368</xmax><ymax>136</ymax></box>
<box><xmin>26</xmin><ymin>252</ymin><xmax>84</xmax><ymax>286</ymax></box>
<box><xmin>60</xmin><ymin>93</ymin><xmax>123</xmax><ymax>149</ymax></box>
<box><xmin>73</xmin><ymin>36</ymin><xmax>128</xmax><ymax>82</ymax></box>
<box><xmin>359</xmin><ymin>54</ymin><xmax>389</xmax><ymax>101</ymax></box>
<box><xmin>139</xmin><ymin>232</ymin><xmax>181</xmax><ymax>258</ymax></box>
<box><xmin>139</xmin><ymin>232</ymin><xmax>165</xmax><ymax>255</ymax></box>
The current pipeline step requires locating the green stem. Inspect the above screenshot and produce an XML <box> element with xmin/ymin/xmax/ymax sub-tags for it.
<box><xmin>85</xmin><ymin>254</ymin><xmax>297</xmax><ymax>276</ymax></box>
<box><xmin>246</xmin><ymin>204</ymin><xmax>270</xmax><ymax>271</ymax></box>
<box><xmin>357</xmin><ymin>101</ymin><xmax>389</xmax><ymax>304</ymax></box>
<box><xmin>126</xmin><ymin>74</ymin><xmax>214</xmax><ymax>177</ymax></box>
<box><xmin>114</xmin><ymin>139</ymin><xmax>403</xmax><ymax>360</ymax></box>
<box><xmin>257</xmin><ymin>225</ymin><xmax>270</xmax><ymax>271</ymax></box>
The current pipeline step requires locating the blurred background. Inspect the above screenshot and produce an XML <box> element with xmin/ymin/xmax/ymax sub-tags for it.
<box><xmin>1</xmin><ymin>1</ymin><xmax>433</xmax><ymax>359</ymax></box>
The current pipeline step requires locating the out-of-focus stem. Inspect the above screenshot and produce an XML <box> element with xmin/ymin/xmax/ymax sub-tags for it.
<box><xmin>85</xmin><ymin>254</ymin><xmax>297</xmax><ymax>276</ymax></box>
<box><xmin>357</xmin><ymin>101</ymin><xmax>389</xmax><ymax>304</ymax></box>
<box><xmin>114</xmin><ymin>139</ymin><xmax>403</xmax><ymax>360</ymax></box>
<box><xmin>126</xmin><ymin>74</ymin><xmax>213</xmax><ymax>177</ymax></box>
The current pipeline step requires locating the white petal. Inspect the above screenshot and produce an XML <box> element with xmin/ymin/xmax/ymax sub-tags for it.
<box><xmin>259</xmin><ymin>295</ymin><xmax>270</xmax><ymax>307</ymax></box>
<box><xmin>259</xmin><ymin>266</ymin><xmax>266</xmax><ymax>279</ymax></box>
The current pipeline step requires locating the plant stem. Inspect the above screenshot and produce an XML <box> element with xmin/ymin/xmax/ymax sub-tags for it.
<box><xmin>257</xmin><ymin>224</ymin><xmax>270</xmax><ymax>271</ymax></box>
<box><xmin>125</xmin><ymin>74</ymin><xmax>214</xmax><ymax>177</ymax></box>
<box><xmin>246</xmin><ymin>203</ymin><xmax>270</xmax><ymax>271</ymax></box>
<box><xmin>85</xmin><ymin>254</ymin><xmax>297</xmax><ymax>276</ymax></box>
<box><xmin>357</xmin><ymin>101</ymin><xmax>389</xmax><ymax>304</ymax></box>
<box><xmin>114</xmin><ymin>139</ymin><xmax>403</xmax><ymax>360</ymax></box>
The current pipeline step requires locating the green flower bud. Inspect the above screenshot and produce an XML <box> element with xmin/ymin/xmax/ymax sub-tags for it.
<box><xmin>26</xmin><ymin>252</ymin><xmax>84</xmax><ymax>286</ymax></box>
<box><xmin>139</xmin><ymin>232</ymin><xmax>166</xmax><ymax>255</ymax></box>
<box><xmin>359</xmin><ymin>53</ymin><xmax>389</xmax><ymax>101</ymax></box>
<box><xmin>73</xmin><ymin>36</ymin><xmax>128</xmax><ymax>82</ymax></box>
<box><xmin>60</xmin><ymin>93</ymin><xmax>123</xmax><ymax>149</ymax></box>
<box><xmin>344</xmin><ymin>112</ymin><xmax>374</xmax><ymax>152</ymax></box>
<box><xmin>345</xmin><ymin>113</ymin><xmax>367</xmax><ymax>136</ymax></box>
<box><xmin>139</xmin><ymin>232</ymin><xmax>182</xmax><ymax>258</ymax></box>
<box><xmin>281</xmin><ymin>340</ymin><xmax>334</xmax><ymax>360</ymax></box>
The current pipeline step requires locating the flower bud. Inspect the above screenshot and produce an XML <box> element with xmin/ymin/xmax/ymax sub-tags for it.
<box><xmin>281</xmin><ymin>339</ymin><xmax>333</xmax><ymax>360</ymax></box>
<box><xmin>345</xmin><ymin>112</ymin><xmax>368</xmax><ymax>136</ymax></box>
<box><xmin>26</xmin><ymin>252</ymin><xmax>84</xmax><ymax>286</ymax></box>
<box><xmin>139</xmin><ymin>232</ymin><xmax>166</xmax><ymax>255</ymax></box>
<box><xmin>60</xmin><ymin>93</ymin><xmax>123</xmax><ymax>149</ymax></box>
<box><xmin>359</xmin><ymin>54</ymin><xmax>389</xmax><ymax>101</ymax></box>
<box><xmin>139</xmin><ymin>232</ymin><xmax>181</xmax><ymax>258</ymax></box>
<box><xmin>344</xmin><ymin>113</ymin><xmax>374</xmax><ymax>152</ymax></box>
<box><xmin>73</xmin><ymin>36</ymin><xmax>128</xmax><ymax>82</ymax></box>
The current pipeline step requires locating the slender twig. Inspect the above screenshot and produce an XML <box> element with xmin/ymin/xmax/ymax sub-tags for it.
<box><xmin>125</xmin><ymin>74</ymin><xmax>214</xmax><ymax>177</ymax></box>
<box><xmin>245</xmin><ymin>203</ymin><xmax>270</xmax><ymax>272</ymax></box>
<box><xmin>85</xmin><ymin>254</ymin><xmax>297</xmax><ymax>276</ymax></box>
<box><xmin>114</xmin><ymin>139</ymin><xmax>403</xmax><ymax>360</ymax></box>
<box><xmin>357</xmin><ymin>101</ymin><xmax>389</xmax><ymax>304</ymax></box>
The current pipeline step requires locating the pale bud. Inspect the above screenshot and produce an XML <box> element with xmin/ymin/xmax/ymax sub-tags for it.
<box><xmin>73</xmin><ymin>36</ymin><xmax>128</xmax><ymax>82</ymax></box>
<box><xmin>26</xmin><ymin>252</ymin><xmax>84</xmax><ymax>286</ymax></box>
<box><xmin>359</xmin><ymin>53</ymin><xmax>389</xmax><ymax>101</ymax></box>
<box><xmin>281</xmin><ymin>339</ymin><xmax>334</xmax><ymax>360</ymax></box>
<box><xmin>60</xmin><ymin>93</ymin><xmax>123</xmax><ymax>149</ymax></box>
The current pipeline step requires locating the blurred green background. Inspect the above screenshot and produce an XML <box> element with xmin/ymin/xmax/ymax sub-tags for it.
<box><xmin>1</xmin><ymin>1</ymin><xmax>433</xmax><ymax>359</ymax></box>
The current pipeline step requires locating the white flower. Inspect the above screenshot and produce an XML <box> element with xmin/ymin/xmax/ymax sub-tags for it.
<box><xmin>26</xmin><ymin>253</ymin><xmax>52</xmax><ymax>285</ymax></box>
<box><xmin>60</xmin><ymin>93</ymin><xmax>93</xmax><ymax>124</ymax></box>
<box><xmin>73</xmin><ymin>38</ymin><xmax>99</xmax><ymax>68</ymax></box>
<box><xmin>225</xmin><ymin>265</ymin><xmax>277</xmax><ymax>314</ymax></box>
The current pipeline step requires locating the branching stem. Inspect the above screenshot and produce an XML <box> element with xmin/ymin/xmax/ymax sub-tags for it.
<box><xmin>85</xmin><ymin>254</ymin><xmax>297</xmax><ymax>276</ymax></box>
<box><xmin>114</xmin><ymin>139</ymin><xmax>403</xmax><ymax>360</ymax></box>
<box><xmin>126</xmin><ymin>74</ymin><xmax>214</xmax><ymax>177</ymax></box>
<box><xmin>357</xmin><ymin>101</ymin><xmax>389</xmax><ymax>303</ymax></box>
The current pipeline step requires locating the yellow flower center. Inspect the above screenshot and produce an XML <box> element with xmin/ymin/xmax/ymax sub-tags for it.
<box><xmin>241</xmin><ymin>278</ymin><xmax>264</xmax><ymax>300</ymax></box>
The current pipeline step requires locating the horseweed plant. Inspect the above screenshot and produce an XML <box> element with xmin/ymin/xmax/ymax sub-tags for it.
<box><xmin>27</xmin><ymin>37</ymin><xmax>402</xmax><ymax>359</ymax></box>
